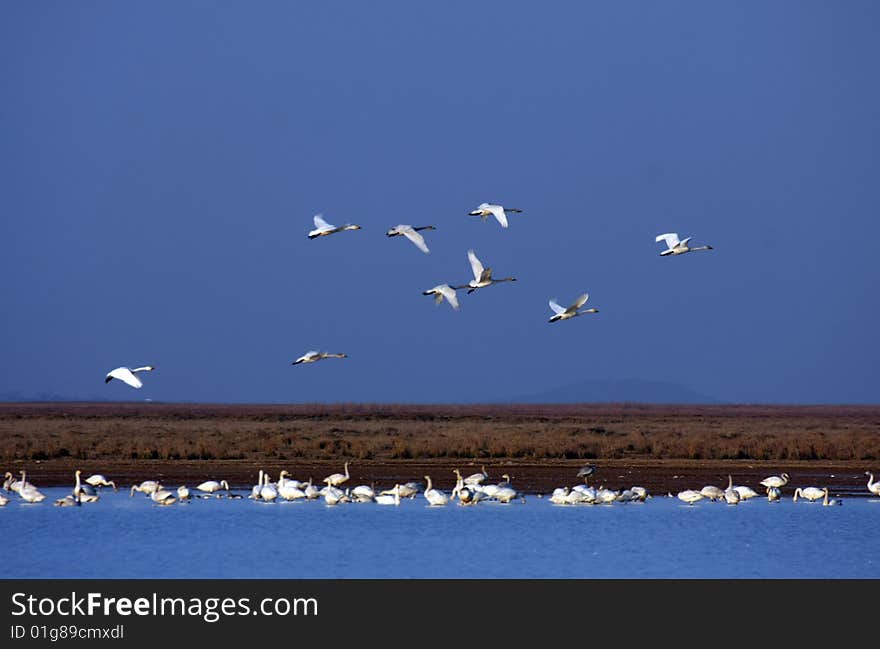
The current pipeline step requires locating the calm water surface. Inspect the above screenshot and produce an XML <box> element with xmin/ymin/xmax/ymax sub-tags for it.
<box><xmin>2</xmin><ymin>489</ymin><xmax>878</xmax><ymax>579</ymax></box>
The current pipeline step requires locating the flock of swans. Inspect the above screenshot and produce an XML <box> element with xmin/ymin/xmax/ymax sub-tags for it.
<box><xmin>101</xmin><ymin>204</ymin><xmax>715</xmax><ymax>389</ymax></box>
<box><xmin>2</xmin><ymin>465</ymin><xmax>873</xmax><ymax>509</ymax></box>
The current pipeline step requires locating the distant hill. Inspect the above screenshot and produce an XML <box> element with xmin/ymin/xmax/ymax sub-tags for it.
<box><xmin>511</xmin><ymin>378</ymin><xmax>718</xmax><ymax>404</ymax></box>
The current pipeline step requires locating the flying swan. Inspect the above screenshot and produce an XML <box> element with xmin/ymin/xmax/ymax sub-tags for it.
<box><xmin>655</xmin><ymin>233</ymin><xmax>713</xmax><ymax>256</ymax></box>
<box><xmin>548</xmin><ymin>293</ymin><xmax>599</xmax><ymax>323</ymax></box>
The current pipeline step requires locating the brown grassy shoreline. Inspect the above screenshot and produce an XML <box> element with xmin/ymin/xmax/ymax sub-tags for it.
<box><xmin>2</xmin><ymin>402</ymin><xmax>878</xmax><ymax>494</ymax></box>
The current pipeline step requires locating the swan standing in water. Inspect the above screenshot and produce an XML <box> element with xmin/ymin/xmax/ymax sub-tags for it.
<box><xmin>793</xmin><ymin>486</ymin><xmax>825</xmax><ymax>502</ymax></box>
<box><xmin>0</xmin><ymin>493</ymin><xmax>8</xmax><ymax>506</ymax></box>
<box><xmin>292</xmin><ymin>351</ymin><xmax>348</xmax><ymax>365</ymax></box>
<box><xmin>73</xmin><ymin>470</ymin><xmax>99</xmax><ymax>503</ymax></box>
<box><xmin>456</xmin><ymin>249</ymin><xmax>516</xmax><ymax>294</ymax></box>
<box><xmin>307</xmin><ymin>214</ymin><xmax>361</xmax><ymax>239</ymax></box>
<box><xmin>251</xmin><ymin>470</ymin><xmax>264</xmax><ymax>500</ymax></box>
<box><xmin>467</xmin><ymin>203</ymin><xmax>522</xmax><ymax>229</ymax></box>
<box><xmin>386</xmin><ymin>224</ymin><xmax>435</xmax><ymax>254</ymax></box>
<box><xmin>177</xmin><ymin>485</ymin><xmax>191</xmax><ymax>501</ymax></box>
<box><xmin>865</xmin><ymin>472</ymin><xmax>880</xmax><ymax>497</ymax></box>
<box><xmin>766</xmin><ymin>486</ymin><xmax>782</xmax><ymax>502</ymax></box>
<box><xmin>324</xmin><ymin>462</ymin><xmax>351</xmax><ymax>488</ymax></box>
<box><xmin>130</xmin><ymin>480</ymin><xmax>161</xmax><ymax>497</ymax></box>
<box><xmin>18</xmin><ymin>471</ymin><xmax>46</xmax><ymax>503</ymax></box>
<box><xmin>259</xmin><ymin>472</ymin><xmax>278</xmax><ymax>502</ymax></box>
<box><xmin>822</xmin><ymin>488</ymin><xmax>842</xmax><ymax>506</ymax></box>
<box><xmin>105</xmin><ymin>365</ymin><xmax>155</xmax><ymax>389</ymax></box>
<box><xmin>760</xmin><ymin>473</ymin><xmax>790</xmax><ymax>490</ymax></box>
<box><xmin>422</xmin><ymin>284</ymin><xmax>460</xmax><ymax>311</ymax></box>
<box><xmin>150</xmin><ymin>487</ymin><xmax>177</xmax><ymax>506</ymax></box>
<box><xmin>548</xmin><ymin>294</ymin><xmax>599</xmax><ymax>323</ymax></box>
<box><xmin>723</xmin><ymin>475</ymin><xmax>741</xmax><ymax>505</ymax></box>
<box><xmin>423</xmin><ymin>475</ymin><xmax>449</xmax><ymax>506</ymax></box>
<box><xmin>677</xmin><ymin>490</ymin><xmax>705</xmax><ymax>505</ymax></box>
<box><xmin>655</xmin><ymin>233</ymin><xmax>713</xmax><ymax>256</ymax></box>
<box><xmin>85</xmin><ymin>474</ymin><xmax>117</xmax><ymax>491</ymax></box>
<box><xmin>700</xmin><ymin>485</ymin><xmax>724</xmax><ymax>501</ymax></box>
<box><xmin>374</xmin><ymin>485</ymin><xmax>401</xmax><ymax>505</ymax></box>
<box><xmin>196</xmin><ymin>480</ymin><xmax>229</xmax><ymax>496</ymax></box>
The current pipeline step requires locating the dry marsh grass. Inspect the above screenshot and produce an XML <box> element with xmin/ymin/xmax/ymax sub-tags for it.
<box><xmin>1</xmin><ymin>402</ymin><xmax>878</xmax><ymax>464</ymax></box>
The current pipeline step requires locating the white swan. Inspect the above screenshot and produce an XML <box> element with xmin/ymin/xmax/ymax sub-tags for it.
<box><xmin>351</xmin><ymin>484</ymin><xmax>375</xmax><ymax>502</ymax></box>
<box><xmin>15</xmin><ymin>471</ymin><xmax>44</xmax><ymax>503</ymax></box>
<box><xmin>323</xmin><ymin>485</ymin><xmax>347</xmax><ymax>506</ymax></box>
<box><xmin>677</xmin><ymin>489</ymin><xmax>704</xmax><ymax>505</ymax></box>
<box><xmin>655</xmin><ymin>233</ymin><xmax>713</xmax><ymax>256</ymax></box>
<box><xmin>822</xmin><ymin>487</ymin><xmax>842</xmax><ymax>506</ymax></box>
<box><xmin>374</xmin><ymin>485</ymin><xmax>401</xmax><ymax>505</ymax></box>
<box><xmin>4</xmin><ymin>471</ymin><xmax>29</xmax><ymax>494</ymax></box>
<box><xmin>760</xmin><ymin>473</ymin><xmax>790</xmax><ymax>489</ymax></box>
<box><xmin>304</xmin><ymin>478</ymin><xmax>320</xmax><ymax>500</ymax></box>
<box><xmin>422</xmin><ymin>284</ymin><xmax>460</xmax><ymax>311</ymax></box>
<box><xmin>766</xmin><ymin>486</ymin><xmax>782</xmax><ymax>502</ymax></box>
<box><xmin>548</xmin><ymin>293</ymin><xmax>599</xmax><ymax>323</ymax></box>
<box><xmin>423</xmin><ymin>475</ymin><xmax>449</xmax><ymax>506</ymax></box>
<box><xmin>793</xmin><ymin>486</ymin><xmax>825</xmax><ymax>502</ymax></box>
<box><xmin>72</xmin><ymin>470</ymin><xmax>99</xmax><ymax>503</ymax></box>
<box><xmin>278</xmin><ymin>480</ymin><xmax>306</xmax><ymax>501</ymax></box>
<box><xmin>130</xmin><ymin>480</ymin><xmax>161</xmax><ymax>497</ymax></box>
<box><xmin>177</xmin><ymin>485</ymin><xmax>191</xmax><ymax>501</ymax></box>
<box><xmin>700</xmin><ymin>485</ymin><xmax>724</xmax><ymax>501</ymax></box>
<box><xmin>105</xmin><ymin>365</ymin><xmax>155</xmax><ymax>389</ymax></box>
<box><xmin>865</xmin><ymin>472</ymin><xmax>880</xmax><ymax>497</ymax></box>
<box><xmin>456</xmin><ymin>249</ymin><xmax>516</xmax><ymax>294</ymax></box>
<box><xmin>150</xmin><ymin>487</ymin><xmax>177</xmax><ymax>506</ymax></box>
<box><xmin>54</xmin><ymin>493</ymin><xmax>81</xmax><ymax>507</ymax></box>
<box><xmin>463</xmin><ymin>466</ymin><xmax>489</xmax><ymax>486</ymax></box>
<box><xmin>733</xmin><ymin>484</ymin><xmax>759</xmax><ymax>500</ymax></box>
<box><xmin>723</xmin><ymin>475</ymin><xmax>740</xmax><ymax>505</ymax></box>
<box><xmin>251</xmin><ymin>470</ymin><xmax>264</xmax><ymax>500</ymax></box>
<box><xmin>308</xmin><ymin>214</ymin><xmax>361</xmax><ymax>239</ymax></box>
<box><xmin>292</xmin><ymin>351</ymin><xmax>348</xmax><ymax>365</ymax></box>
<box><xmin>196</xmin><ymin>480</ymin><xmax>229</xmax><ymax>495</ymax></box>
<box><xmin>324</xmin><ymin>461</ymin><xmax>351</xmax><ymax>488</ymax></box>
<box><xmin>259</xmin><ymin>472</ymin><xmax>278</xmax><ymax>502</ymax></box>
<box><xmin>467</xmin><ymin>202</ymin><xmax>522</xmax><ymax>229</ymax></box>
<box><xmin>0</xmin><ymin>493</ymin><xmax>8</xmax><ymax>506</ymax></box>
<box><xmin>85</xmin><ymin>474</ymin><xmax>117</xmax><ymax>491</ymax></box>
<box><xmin>386</xmin><ymin>224</ymin><xmax>435</xmax><ymax>254</ymax></box>
<box><xmin>630</xmin><ymin>486</ymin><xmax>649</xmax><ymax>502</ymax></box>
<box><xmin>396</xmin><ymin>482</ymin><xmax>421</xmax><ymax>499</ymax></box>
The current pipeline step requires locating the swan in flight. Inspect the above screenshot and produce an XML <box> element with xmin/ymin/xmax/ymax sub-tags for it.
<box><xmin>458</xmin><ymin>249</ymin><xmax>516</xmax><ymax>294</ymax></box>
<box><xmin>423</xmin><ymin>475</ymin><xmax>449</xmax><ymax>506</ymax></box>
<box><xmin>386</xmin><ymin>224</ymin><xmax>435</xmax><ymax>254</ymax></box>
<box><xmin>655</xmin><ymin>233</ymin><xmax>713</xmax><ymax>256</ymax></box>
<box><xmin>292</xmin><ymin>351</ymin><xmax>348</xmax><ymax>365</ymax></box>
<box><xmin>865</xmin><ymin>472</ymin><xmax>880</xmax><ymax>497</ymax></box>
<box><xmin>422</xmin><ymin>284</ymin><xmax>460</xmax><ymax>311</ymax></box>
<box><xmin>548</xmin><ymin>293</ymin><xmax>599</xmax><ymax>323</ymax></box>
<box><xmin>105</xmin><ymin>365</ymin><xmax>155</xmax><ymax>389</ymax></box>
<box><xmin>822</xmin><ymin>487</ymin><xmax>842</xmax><ymax>506</ymax></box>
<box><xmin>468</xmin><ymin>203</ymin><xmax>522</xmax><ymax>229</ymax></box>
<box><xmin>324</xmin><ymin>461</ymin><xmax>351</xmax><ymax>488</ymax></box>
<box><xmin>308</xmin><ymin>214</ymin><xmax>361</xmax><ymax>239</ymax></box>
<box><xmin>85</xmin><ymin>474</ymin><xmax>117</xmax><ymax>491</ymax></box>
<box><xmin>760</xmin><ymin>473</ymin><xmax>790</xmax><ymax>489</ymax></box>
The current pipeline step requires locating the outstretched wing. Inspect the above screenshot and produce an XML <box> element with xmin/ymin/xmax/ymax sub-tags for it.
<box><xmin>549</xmin><ymin>299</ymin><xmax>566</xmax><ymax>315</ymax></box>
<box><xmin>106</xmin><ymin>367</ymin><xmax>143</xmax><ymax>389</ymax></box>
<box><xmin>487</xmin><ymin>205</ymin><xmax>508</xmax><ymax>228</ymax></box>
<box><xmin>313</xmin><ymin>214</ymin><xmax>333</xmax><ymax>230</ymax></box>
<box><xmin>567</xmin><ymin>293</ymin><xmax>589</xmax><ymax>313</ymax></box>
<box><xmin>655</xmin><ymin>233</ymin><xmax>680</xmax><ymax>249</ymax></box>
<box><xmin>678</xmin><ymin>236</ymin><xmax>692</xmax><ymax>248</ymax></box>
<box><xmin>401</xmin><ymin>227</ymin><xmax>430</xmax><ymax>254</ymax></box>
<box><xmin>439</xmin><ymin>285</ymin><xmax>460</xmax><ymax>310</ymax></box>
<box><xmin>467</xmin><ymin>249</ymin><xmax>484</xmax><ymax>281</ymax></box>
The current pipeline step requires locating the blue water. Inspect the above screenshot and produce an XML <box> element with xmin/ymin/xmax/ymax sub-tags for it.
<box><xmin>2</xmin><ymin>488</ymin><xmax>878</xmax><ymax>578</ymax></box>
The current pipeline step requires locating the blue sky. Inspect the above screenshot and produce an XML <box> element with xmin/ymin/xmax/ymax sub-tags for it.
<box><xmin>2</xmin><ymin>3</ymin><xmax>878</xmax><ymax>404</ymax></box>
